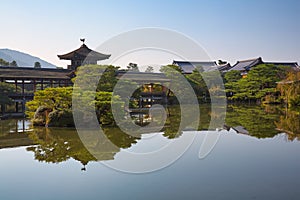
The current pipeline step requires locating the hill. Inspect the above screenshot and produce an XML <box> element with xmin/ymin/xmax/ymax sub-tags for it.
<box><xmin>0</xmin><ymin>48</ymin><xmax>57</xmax><ymax>68</ymax></box>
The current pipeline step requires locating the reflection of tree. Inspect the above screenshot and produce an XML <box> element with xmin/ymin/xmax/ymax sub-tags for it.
<box><xmin>163</xmin><ymin>106</ymin><xmax>182</xmax><ymax>139</ymax></box>
<box><xmin>102</xmin><ymin>126</ymin><xmax>140</xmax><ymax>148</ymax></box>
<box><xmin>26</xmin><ymin>128</ymin><xmax>96</xmax><ymax>165</ymax></box>
<box><xmin>162</xmin><ymin>105</ymin><xmax>213</xmax><ymax>138</ymax></box>
<box><xmin>275</xmin><ymin>110</ymin><xmax>300</xmax><ymax>141</ymax></box>
<box><xmin>26</xmin><ymin>126</ymin><xmax>141</xmax><ymax>169</ymax></box>
<box><xmin>225</xmin><ymin>105</ymin><xmax>281</xmax><ymax>138</ymax></box>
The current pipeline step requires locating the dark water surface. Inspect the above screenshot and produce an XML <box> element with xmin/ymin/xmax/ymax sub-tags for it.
<box><xmin>1</xmin><ymin>105</ymin><xmax>300</xmax><ymax>200</ymax></box>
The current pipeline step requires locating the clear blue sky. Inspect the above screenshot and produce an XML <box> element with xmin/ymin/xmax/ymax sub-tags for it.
<box><xmin>0</xmin><ymin>0</ymin><xmax>299</xmax><ymax>67</ymax></box>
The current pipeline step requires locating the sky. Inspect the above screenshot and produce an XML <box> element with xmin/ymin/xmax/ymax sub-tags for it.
<box><xmin>0</xmin><ymin>0</ymin><xmax>299</xmax><ymax>68</ymax></box>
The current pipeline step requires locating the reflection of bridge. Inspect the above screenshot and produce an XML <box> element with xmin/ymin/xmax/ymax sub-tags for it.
<box><xmin>0</xmin><ymin>119</ymin><xmax>34</xmax><ymax>149</ymax></box>
<box><xmin>0</xmin><ymin>66</ymin><xmax>73</xmax><ymax>115</ymax></box>
<box><xmin>0</xmin><ymin>133</ymin><xmax>34</xmax><ymax>149</ymax></box>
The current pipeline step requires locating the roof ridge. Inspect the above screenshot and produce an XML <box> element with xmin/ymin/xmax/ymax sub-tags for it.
<box><xmin>237</xmin><ymin>57</ymin><xmax>261</xmax><ymax>63</ymax></box>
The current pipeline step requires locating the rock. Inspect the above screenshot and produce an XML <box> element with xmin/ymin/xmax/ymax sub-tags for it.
<box><xmin>32</xmin><ymin>106</ymin><xmax>52</xmax><ymax>126</ymax></box>
<box><xmin>47</xmin><ymin>109</ymin><xmax>75</xmax><ymax>127</ymax></box>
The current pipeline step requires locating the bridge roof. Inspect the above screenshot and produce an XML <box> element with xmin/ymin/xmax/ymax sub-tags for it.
<box><xmin>0</xmin><ymin>66</ymin><xmax>72</xmax><ymax>80</ymax></box>
<box><xmin>116</xmin><ymin>71</ymin><xmax>170</xmax><ymax>83</ymax></box>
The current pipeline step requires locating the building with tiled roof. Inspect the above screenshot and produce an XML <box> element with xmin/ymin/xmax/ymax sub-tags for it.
<box><xmin>58</xmin><ymin>39</ymin><xmax>110</xmax><ymax>70</ymax></box>
<box><xmin>172</xmin><ymin>60</ymin><xmax>231</xmax><ymax>74</ymax></box>
<box><xmin>229</xmin><ymin>57</ymin><xmax>299</xmax><ymax>77</ymax></box>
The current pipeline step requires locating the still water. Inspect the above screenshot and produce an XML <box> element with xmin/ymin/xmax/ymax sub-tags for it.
<box><xmin>0</xmin><ymin>105</ymin><xmax>300</xmax><ymax>200</ymax></box>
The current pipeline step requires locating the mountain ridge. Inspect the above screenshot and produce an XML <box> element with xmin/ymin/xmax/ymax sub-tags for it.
<box><xmin>0</xmin><ymin>48</ymin><xmax>57</xmax><ymax>68</ymax></box>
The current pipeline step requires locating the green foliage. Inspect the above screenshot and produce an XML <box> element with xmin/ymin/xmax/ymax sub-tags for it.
<box><xmin>26</xmin><ymin>86</ymin><xmax>122</xmax><ymax>126</ymax></box>
<box><xmin>277</xmin><ymin>71</ymin><xmax>300</xmax><ymax>107</ymax></box>
<box><xmin>48</xmin><ymin>109</ymin><xmax>74</xmax><ymax>127</ymax></box>
<box><xmin>73</xmin><ymin>65</ymin><xmax>119</xmax><ymax>92</ymax></box>
<box><xmin>26</xmin><ymin>128</ymin><xmax>97</xmax><ymax>164</ymax></box>
<box><xmin>145</xmin><ymin>66</ymin><xmax>154</xmax><ymax>73</ymax></box>
<box><xmin>10</xmin><ymin>60</ymin><xmax>18</xmax><ymax>67</ymax></box>
<box><xmin>225</xmin><ymin>64</ymin><xmax>284</xmax><ymax>101</ymax></box>
<box><xmin>225</xmin><ymin>105</ymin><xmax>281</xmax><ymax>138</ymax></box>
<box><xmin>0</xmin><ymin>82</ymin><xmax>15</xmax><ymax>105</ymax></box>
<box><xmin>160</xmin><ymin>64</ymin><xmax>182</xmax><ymax>74</ymax></box>
<box><xmin>275</xmin><ymin>110</ymin><xmax>300</xmax><ymax>137</ymax></box>
<box><xmin>186</xmin><ymin>69</ymin><xmax>208</xmax><ymax>102</ymax></box>
<box><xmin>34</xmin><ymin>61</ymin><xmax>41</xmax><ymax>68</ymax></box>
<box><xmin>224</xmin><ymin>70</ymin><xmax>242</xmax><ymax>83</ymax></box>
<box><xmin>127</xmin><ymin>63</ymin><xmax>139</xmax><ymax>72</ymax></box>
<box><xmin>26</xmin><ymin>87</ymin><xmax>73</xmax><ymax>119</ymax></box>
<box><xmin>95</xmin><ymin>91</ymin><xmax>123</xmax><ymax>125</ymax></box>
<box><xmin>0</xmin><ymin>58</ymin><xmax>9</xmax><ymax>66</ymax></box>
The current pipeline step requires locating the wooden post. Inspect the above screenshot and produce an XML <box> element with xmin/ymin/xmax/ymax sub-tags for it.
<box><xmin>41</xmin><ymin>79</ymin><xmax>44</xmax><ymax>90</ymax></box>
<box><xmin>22</xmin><ymin>79</ymin><xmax>25</xmax><ymax>95</ymax></box>
<box><xmin>16</xmin><ymin>102</ymin><xmax>19</xmax><ymax>113</ymax></box>
<box><xmin>15</xmin><ymin>79</ymin><xmax>18</xmax><ymax>93</ymax></box>
<box><xmin>33</xmin><ymin>79</ymin><xmax>36</xmax><ymax>92</ymax></box>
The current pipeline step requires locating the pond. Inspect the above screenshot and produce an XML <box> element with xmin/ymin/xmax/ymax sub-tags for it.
<box><xmin>0</xmin><ymin>104</ymin><xmax>300</xmax><ymax>200</ymax></box>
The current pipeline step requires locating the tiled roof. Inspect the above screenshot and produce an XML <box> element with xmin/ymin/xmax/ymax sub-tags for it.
<box><xmin>264</xmin><ymin>62</ymin><xmax>299</xmax><ymax>68</ymax></box>
<box><xmin>0</xmin><ymin>66</ymin><xmax>72</xmax><ymax>79</ymax></box>
<box><xmin>229</xmin><ymin>57</ymin><xmax>299</xmax><ymax>71</ymax></box>
<box><xmin>172</xmin><ymin>60</ymin><xmax>218</xmax><ymax>73</ymax></box>
<box><xmin>217</xmin><ymin>63</ymin><xmax>232</xmax><ymax>71</ymax></box>
<box><xmin>58</xmin><ymin>44</ymin><xmax>110</xmax><ymax>60</ymax></box>
<box><xmin>229</xmin><ymin>57</ymin><xmax>263</xmax><ymax>71</ymax></box>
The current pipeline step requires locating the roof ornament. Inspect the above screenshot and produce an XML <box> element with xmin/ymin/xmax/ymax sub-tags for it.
<box><xmin>80</xmin><ymin>38</ymin><xmax>85</xmax><ymax>45</ymax></box>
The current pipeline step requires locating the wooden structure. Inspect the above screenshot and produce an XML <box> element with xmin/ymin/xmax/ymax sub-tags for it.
<box><xmin>172</xmin><ymin>60</ymin><xmax>231</xmax><ymax>74</ymax></box>
<box><xmin>58</xmin><ymin>40</ymin><xmax>111</xmax><ymax>70</ymax></box>
<box><xmin>116</xmin><ymin>71</ymin><xmax>170</xmax><ymax>117</ymax></box>
<box><xmin>229</xmin><ymin>57</ymin><xmax>299</xmax><ymax>77</ymax></box>
<box><xmin>0</xmin><ymin>66</ymin><xmax>72</xmax><ymax>114</ymax></box>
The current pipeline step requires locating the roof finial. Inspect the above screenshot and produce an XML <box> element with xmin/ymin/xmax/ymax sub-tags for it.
<box><xmin>80</xmin><ymin>38</ymin><xmax>85</xmax><ymax>45</ymax></box>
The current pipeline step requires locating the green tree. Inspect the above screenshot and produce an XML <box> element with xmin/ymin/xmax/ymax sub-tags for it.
<box><xmin>145</xmin><ymin>66</ymin><xmax>154</xmax><ymax>73</ymax></box>
<box><xmin>34</xmin><ymin>61</ymin><xmax>41</xmax><ymax>68</ymax></box>
<box><xmin>0</xmin><ymin>58</ymin><xmax>9</xmax><ymax>66</ymax></box>
<box><xmin>26</xmin><ymin>87</ymin><xmax>73</xmax><ymax>119</ymax></box>
<box><xmin>10</xmin><ymin>60</ymin><xmax>18</xmax><ymax>67</ymax></box>
<box><xmin>0</xmin><ymin>82</ymin><xmax>15</xmax><ymax>114</ymax></box>
<box><xmin>224</xmin><ymin>70</ymin><xmax>242</xmax><ymax>83</ymax></box>
<box><xmin>73</xmin><ymin>65</ymin><xmax>119</xmax><ymax>92</ymax></box>
<box><xmin>127</xmin><ymin>63</ymin><xmax>139</xmax><ymax>72</ymax></box>
<box><xmin>226</xmin><ymin>64</ymin><xmax>284</xmax><ymax>101</ymax></box>
<box><xmin>277</xmin><ymin>71</ymin><xmax>300</xmax><ymax>107</ymax></box>
<box><xmin>160</xmin><ymin>64</ymin><xmax>182</xmax><ymax>74</ymax></box>
<box><xmin>186</xmin><ymin>68</ymin><xmax>208</xmax><ymax>102</ymax></box>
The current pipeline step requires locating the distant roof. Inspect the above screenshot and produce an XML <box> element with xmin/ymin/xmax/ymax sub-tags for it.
<box><xmin>58</xmin><ymin>44</ymin><xmax>110</xmax><ymax>61</ymax></box>
<box><xmin>0</xmin><ymin>66</ymin><xmax>72</xmax><ymax>79</ymax></box>
<box><xmin>172</xmin><ymin>60</ymin><xmax>232</xmax><ymax>73</ymax></box>
<box><xmin>264</xmin><ymin>62</ymin><xmax>299</xmax><ymax>68</ymax></box>
<box><xmin>217</xmin><ymin>63</ymin><xmax>232</xmax><ymax>72</ymax></box>
<box><xmin>229</xmin><ymin>57</ymin><xmax>299</xmax><ymax>72</ymax></box>
<box><xmin>172</xmin><ymin>60</ymin><xmax>217</xmax><ymax>73</ymax></box>
<box><xmin>229</xmin><ymin>57</ymin><xmax>263</xmax><ymax>71</ymax></box>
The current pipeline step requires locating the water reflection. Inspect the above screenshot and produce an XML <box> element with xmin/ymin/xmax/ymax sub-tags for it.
<box><xmin>225</xmin><ymin>105</ymin><xmax>300</xmax><ymax>140</ymax></box>
<box><xmin>0</xmin><ymin>119</ymin><xmax>33</xmax><ymax>149</ymax></box>
<box><xmin>0</xmin><ymin>105</ymin><xmax>300</xmax><ymax>169</ymax></box>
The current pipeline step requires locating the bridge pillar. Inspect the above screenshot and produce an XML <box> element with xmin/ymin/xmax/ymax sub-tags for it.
<box><xmin>16</xmin><ymin>102</ymin><xmax>19</xmax><ymax>113</ymax></box>
<box><xmin>22</xmin><ymin>80</ymin><xmax>25</xmax><ymax>95</ymax></box>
